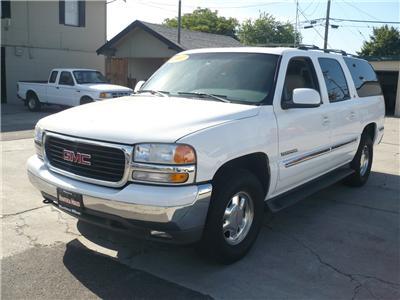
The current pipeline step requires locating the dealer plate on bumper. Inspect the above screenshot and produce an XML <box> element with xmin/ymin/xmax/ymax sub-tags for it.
<box><xmin>57</xmin><ymin>188</ymin><xmax>83</xmax><ymax>215</ymax></box>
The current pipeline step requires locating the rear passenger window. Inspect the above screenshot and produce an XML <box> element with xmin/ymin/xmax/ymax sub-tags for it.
<box><xmin>318</xmin><ymin>58</ymin><xmax>350</xmax><ymax>102</ymax></box>
<box><xmin>282</xmin><ymin>57</ymin><xmax>320</xmax><ymax>103</ymax></box>
<box><xmin>49</xmin><ymin>71</ymin><xmax>58</xmax><ymax>83</ymax></box>
<box><xmin>344</xmin><ymin>57</ymin><xmax>382</xmax><ymax>97</ymax></box>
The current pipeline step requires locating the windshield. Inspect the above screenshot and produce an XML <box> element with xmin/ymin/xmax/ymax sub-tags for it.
<box><xmin>141</xmin><ymin>52</ymin><xmax>279</xmax><ymax>104</ymax></box>
<box><xmin>73</xmin><ymin>71</ymin><xmax>107</xmax><ymax>84</ymax></box>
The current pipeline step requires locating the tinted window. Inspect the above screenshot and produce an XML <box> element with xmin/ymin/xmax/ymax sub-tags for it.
<box><xmin>142</xmin><ymin>53</ymin><xmax>279</xmax><ymax>104</ymax></box>
<box><xmin>49</xmin><ymin>71</ymin><xmax>58</xmax><ymax>83</ymax></box>
<box><xmin>1</xmin><ymin>1</ymin><xmax>11</xmax><ymax>19</ymax></box>
<box><xmin>282</xmin><ymin>57</ymin><xmax>320</xmax><ymax>103</ymax></box>
<box><xmin>73</xmin><ymin>71</ymin><xmax>107</xmax><ymax>84</ymax></box>
<box><xmin>344</xmin><ymin>57</ymin><xmax>382</xmax><ymax>97</ymax></box>
<box><xmin>319</xmin><ymin>58</ymin><xmax>350</xmax><ymax>102</ymax></box>
<box><xmin>59</xmin><ymin>71</ymin><xmax>74</xmax><ymax>86</ymax></box>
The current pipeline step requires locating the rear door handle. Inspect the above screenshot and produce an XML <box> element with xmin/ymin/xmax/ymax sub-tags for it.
<box><xmin>56</xmin><ymin>87</ymin><xmax>59</xmax><ymax>89</ymax></box>
<box><xmin>322</xmin><ymin>116</ymin><xmax>330</xmax><ymax>126</ymax></box>
<box><xmin>349</xmin><ymin>112</ymin><xmax>356</xmax><ymax>120</ymax></box>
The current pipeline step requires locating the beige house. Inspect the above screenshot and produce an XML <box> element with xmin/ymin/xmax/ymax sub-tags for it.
<box><xmin>1</xmin><ymin>0</ymin><xmax>106</xmax><ymax>104</ymax></box>
<box><xmin>97</xmin><ymin>20</ymin><xmax>241</xmax><ymax>88</ymax></box>
<box><xmin>366</xmin><ymin>57</ymin><xmax>400</xmax><ymax>117</ymax></box>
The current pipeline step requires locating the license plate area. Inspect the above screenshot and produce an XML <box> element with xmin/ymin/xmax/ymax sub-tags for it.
<box><xmin>57</xmin><ymin>188</ymin><xmax>83</xmax><ymax>215</ymax></box>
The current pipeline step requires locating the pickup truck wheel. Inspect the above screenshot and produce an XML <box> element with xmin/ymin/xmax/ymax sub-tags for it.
<box><xmin>80</xmin><ymin>97</ymin><xmax>93</xmax><ymax>105</ymax></box>
<box><xmin>27</xmin><ymin>94</ymin><xmax>41</xmax><ymax>112</ymax></box>
<box><xmin>199</xmin><ymin>169</ymin><xmax>264</xmax><ymax>264</ymax></box>
<box><xmin>344</xmin><ymin>134</ymin><xmax>373</xmax><ymax>187</ymax></box>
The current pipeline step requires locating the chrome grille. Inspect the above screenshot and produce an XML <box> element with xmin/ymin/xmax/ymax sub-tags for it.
<box><xmin>44</xmin><ymin>133</ymin><xmax>132</xmax><ymax>186</ymax></box>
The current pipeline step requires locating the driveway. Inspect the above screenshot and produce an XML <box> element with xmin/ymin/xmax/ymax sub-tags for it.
<box><xmin>1</xmin><ymin>114</ymin><xmax>399</xmax><ymax>299</ymax></box>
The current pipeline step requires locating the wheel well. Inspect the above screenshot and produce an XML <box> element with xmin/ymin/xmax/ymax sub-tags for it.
<box><xmin>212</xmin><ymin>153</ymin><xmax>270</xmax><ymax>197</ymax></box>
<box><xmin>363</xmin><ymin>123</ymin><xmax>376</xmax><ymax>142</ymax></box>
<box><xmin>80</xmin><ymin>96</ymin><xmax>93</xmax><ymax>104</ymax></box>
<box><xmin>26</xmin><ymin>90</ymin><xmax>37</xmax><ymax>100</ymax></box>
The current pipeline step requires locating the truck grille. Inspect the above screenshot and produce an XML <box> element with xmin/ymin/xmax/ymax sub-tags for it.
<box><xmin>44</xmin><ymin>135</ymin><xmax>126</xmax><ymax>183</ymax></box>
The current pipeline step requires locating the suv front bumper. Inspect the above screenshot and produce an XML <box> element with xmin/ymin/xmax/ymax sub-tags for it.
<box><xmin>27</xmin><ymin>155</ymin><xmax>212</xmax><ymax>244</ymax></box>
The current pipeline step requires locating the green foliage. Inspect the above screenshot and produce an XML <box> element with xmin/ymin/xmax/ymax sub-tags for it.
<box><xmin>163</xmin><ymin>8</ymin><xmax>239</xmax><ymax>38</ymax></box>
<box><xmin>358</xmin><ymin>25</ymin><xmax>400</xmax><ymax>56</ymax></box>
<box><xmin>238</xmin><ymin>13</ymin><xmax>300</xmax><ymax>46</ymax></box>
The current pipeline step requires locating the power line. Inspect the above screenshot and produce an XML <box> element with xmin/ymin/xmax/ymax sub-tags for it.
<box><xmin>331</xmin><ymin>18</ymin><xmax>400</xmax><ymax>24</ymax></box>
<box><xmin>298</xmin><ymin>6</ymin><xmax>330</xmax><ymax>47</ymax></box>
<box><xmin>340</xmin><ymin>0</ymin><xmax>381</xmax><ymax>22</ymax></box>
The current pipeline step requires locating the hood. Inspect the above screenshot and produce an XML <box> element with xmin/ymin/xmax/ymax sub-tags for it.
<box><xmin>81</xmin><ymin>83</ymin><xmax>132</xmax><ymax>92</ymax></box>
<box><xmin>39</xmin><ymin>96</ymin><xmax>260</xmax><ymax>144</ymax></box>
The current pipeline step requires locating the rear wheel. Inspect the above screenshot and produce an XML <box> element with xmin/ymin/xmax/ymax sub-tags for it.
<box><xmin>344</xmin><ymin>134</ymin><xmax>373</xmax><ymax>187</ymax></box>
<box><xmin>27</xmin><ymin>94</ymin><xmax>41</xmax><ymax>112</ymax></box>
<box><xmin>198</xmin><ymin>169</ymin><xmax>264</xmax><ymax>264</ymax></box>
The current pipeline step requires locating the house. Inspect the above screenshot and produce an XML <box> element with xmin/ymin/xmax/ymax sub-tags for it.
<box><xmin>366</xmin><ymin>56</ymin><xmax>400</xmax><ymax>117</ymax></box>
<box><xmin>96</xmin><ymin>20</ymin><xmax>242</xmax><ymax>88</ymax></box>
<box><xmin>1</xmin><ymin>0</ymin><xmax>106</xmax><ymax>104</ymax></box>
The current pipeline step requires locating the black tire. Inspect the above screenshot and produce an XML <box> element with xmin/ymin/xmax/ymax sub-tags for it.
<box><xmin>80</xmin><ymin>96</ymin><xmax>93</xmax><ymax>105</ymax></box>
<box><xmin>344</xmin><ymin>133</ymin><xmax>373</xmax><ymax>187</ymax></box>
<box><xmin>26</xmin><ymin>93</ymin><xmax>41</xmax><ymax>112</ymax></box>
<box><xmin>198</xmin><ymin>169</ymin><xmax>265</xmax><ymax>264</ymax></box>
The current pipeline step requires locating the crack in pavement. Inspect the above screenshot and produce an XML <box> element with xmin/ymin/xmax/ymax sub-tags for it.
<box><xmin>1</xmin><ymin>205</ymin><xmax>47</xmax><ymax>219</ymax></box>
<box><xmin>264</xmin><ymin>224</ymin><xmax>400</xmax><ymax>299</ymax></box>
<box><xmin>50</xmin><ymin>206</ymin><xmax>81</xmax><ymax>238</ymax></box>
<box><xmin>15</xmin><ymin>214</ymin><xmax>39</xmax><ymax>247</ymax></box>
<box><xmin>330</xmin><ymin>200</ymin><xmax>399</xmax><ymax>215</ymax></box>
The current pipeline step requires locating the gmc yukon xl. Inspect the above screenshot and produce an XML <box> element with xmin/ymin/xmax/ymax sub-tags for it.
<box><xmin>27</xmin><ymin>47</ymin><xmax>385</xmax><ymax>263</ymax></box>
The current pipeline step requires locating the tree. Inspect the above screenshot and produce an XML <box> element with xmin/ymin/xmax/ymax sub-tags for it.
<box><xmin>163</xmin><ymin>8</ymin><xmax>239</xmax><ymax>38</ymax></box>
<box><xmin>358</xmin><ymin>25</ymin><xmax>400</xmax><ymax>56</ymax></box>
<box><xmin>238</xmin><ymin>13</ymin><xmax>300</xmax><ymax>46</ymax></box>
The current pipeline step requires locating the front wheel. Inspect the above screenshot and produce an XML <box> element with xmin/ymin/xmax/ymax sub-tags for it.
<box><xmin>198</xmin><ymin>169</ymin><xmax>265</xmax><ymax>264</ymax></box>
<box><xmin>80</xmin><ymin>96</ymin><xmax>93</xmax><ymax>105</ymax></box>
<box><xmin>344</xmin><ymin>134</ymin><xmax>373</xmax><ymax>187</ymax></box>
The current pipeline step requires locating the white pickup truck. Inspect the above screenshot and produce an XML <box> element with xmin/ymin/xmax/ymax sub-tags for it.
<box><xmin>17</xmin><ymin>68</ymin><xmax>132</xmax><ymax>111</ymax></box>
<box><xmin>27</xmin><ymin>47</ymin><xmax>385</xmax><ymax>263</ymax></box>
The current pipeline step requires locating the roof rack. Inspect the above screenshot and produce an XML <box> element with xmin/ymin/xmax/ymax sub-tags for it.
<box><xmin>297</xmin><ymin>44</ymin><xmax>349</xmax><ymax>56</ymax></box>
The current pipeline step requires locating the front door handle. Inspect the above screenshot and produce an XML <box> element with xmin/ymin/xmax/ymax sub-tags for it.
<box><xmin>56</xmin><ymin>87</ymin><xmax>59</xmax><ymax>89</ymax></box>
<box><xmin>322</xmin><ymin>116</ymin><xmax>330</xmax><ymax>126</ymax></box>
<box><xmin>349</xmin><ymin>112</ymin><xmax>356</xmax><ymax>120</ymax></box>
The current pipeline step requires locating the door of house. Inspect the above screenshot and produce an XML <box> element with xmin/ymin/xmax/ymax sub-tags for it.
<box><xmin>105</xmin><ymin>58</ymin><xmax>129</xmax><ymax>87</ymax></box>
<box><xmin>1</xmin><ymin>47</ymin><xmax>6</xmax><ymax>103</ymax></box>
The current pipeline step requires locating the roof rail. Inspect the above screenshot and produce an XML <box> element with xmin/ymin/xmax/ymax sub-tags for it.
<box><xmin>297</xmin><ymin>45</ymin><xmax>349</xmax><ymax>56</ymax></box>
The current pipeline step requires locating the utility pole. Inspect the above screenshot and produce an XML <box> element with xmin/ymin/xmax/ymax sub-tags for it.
<box><xmin>323</xmin><ymin>0</ymin><xmax>331</xmax><ymax>50</ymax></box>
<box><xmin>294</xmin><ymin>0</ymin><xmax>299</xmax><ymax>47</ymax></box>
<box><xmin>177</xmin><ymin>0</ymin><xmax>182</xmax><ymax>44</ymax></box>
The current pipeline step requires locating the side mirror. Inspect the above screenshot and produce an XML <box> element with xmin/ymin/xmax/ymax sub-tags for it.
<box><xmin>134</xmin><ymin>80</ymin><xmax>145</xmax><ymax>93</ymax></box>
<box><xmin>283</xmin><ymin>88</ymin><xmax>321</xmax><ymax>109</ymax></box>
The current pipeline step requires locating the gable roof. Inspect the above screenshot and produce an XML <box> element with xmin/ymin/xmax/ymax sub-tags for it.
<box><xmin>97</xmin><ymin>20</ymin><xmax>241</xmax><ymax>55</ymax></box>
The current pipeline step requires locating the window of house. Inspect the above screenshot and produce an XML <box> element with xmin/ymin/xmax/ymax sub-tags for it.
<box><xmin>59</xmin><ymin>0</ymin><xmax>85</xmax><ymax>27</ymax></box>
<box><xmin>1</xmin><ymin>1</ymin><xmax>11</xmax><ymax>19</ymax></box>
<box><xmin>49</xmin><ymin>71</ymin><xmax>59</xmax><ymax>83</ymax></box>
<box><xmin>343</xmin><ymin>57</ymin><xmax>382</xmax><ymax>97</ymax></box>
<box><xmin>282</xmin><ymin>57</ymin><xmax>320</xmax><ymax>104</ymax></box>
<box><xmin>59</xmin><ymin>71</ymin><xmax>74</xmax><ymax>85</ymax></box>
<box><xmin>318</xmin><ymin>58</ymin><xmax>350</xmax><ymax>102</ymax></box>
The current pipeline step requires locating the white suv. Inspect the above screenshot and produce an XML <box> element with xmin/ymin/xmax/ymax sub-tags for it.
<box><xmin>27</xmin><ymin>47</ymin><xmax>385</xmax><ymax>263</ymax></box>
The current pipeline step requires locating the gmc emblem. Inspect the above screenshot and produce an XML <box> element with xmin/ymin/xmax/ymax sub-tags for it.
<box><xmin>63</xmin><ymin>149</ymin><xmax>91</xmax><ymax>166</ymax></box>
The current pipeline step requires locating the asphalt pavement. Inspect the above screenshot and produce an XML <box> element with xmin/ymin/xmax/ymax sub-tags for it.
<box><xmin>1</xmin><ymin>103</ymin><xmax>399</xmax><ymax>299</ymax></box>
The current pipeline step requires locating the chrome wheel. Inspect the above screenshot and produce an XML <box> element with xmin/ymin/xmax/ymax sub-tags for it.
<box><xmin>360</xmin><ymin>145</ymin><xmax>370</xmax><ymax>176</ymax></box>
<box><xmin>222</xmin><ymin>191</ymin><xmax>254</xmax><ymax>245</ymax></box>
<box><xmin>28</xmin><ymin>98</ymin><xmax>36</xmax><ymax>109</ymax></box>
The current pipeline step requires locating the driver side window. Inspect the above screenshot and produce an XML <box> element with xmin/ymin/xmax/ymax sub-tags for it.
<box><xmin>282</xmin><ymin>57</ymin><xmax>319</xmax><ymax>104</ymax></box>
<box><xmin>59</xmin><ymin>71</ymin><xmax>74</xmax><ymax>86</ymax></box>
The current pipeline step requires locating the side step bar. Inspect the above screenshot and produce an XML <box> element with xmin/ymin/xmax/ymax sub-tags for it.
<box><xmin>267</xmin><ymin>167</ymin><xmax>355</xmax><ymax>212</ymax></box>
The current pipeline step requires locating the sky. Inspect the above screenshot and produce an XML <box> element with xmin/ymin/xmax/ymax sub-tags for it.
<box><xmin>107</xmin><ymin>0</ymin><xmax>400</xmax><ymax>54</ymax></box>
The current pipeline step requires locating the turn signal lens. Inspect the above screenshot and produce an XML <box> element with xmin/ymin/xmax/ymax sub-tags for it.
<box><xmin>132</xmin><ymin>171</ymin><xmax>189</xmax><ymax>183</ymax></box>
<box><xmin>174</xmin><ymin>145</ymin><xmax>196</xmax><ymax>164</ymax></box>
<box><xmin>169</xmin><ymin>173</ymin><xmax>189</xmax><ymax>183</ymax></box>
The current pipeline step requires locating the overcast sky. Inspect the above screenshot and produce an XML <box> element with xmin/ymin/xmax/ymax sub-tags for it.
<box><xmin>107</xmin><ymin>0</ymin><xmax>400</xmax><ymax>54</ymax></box>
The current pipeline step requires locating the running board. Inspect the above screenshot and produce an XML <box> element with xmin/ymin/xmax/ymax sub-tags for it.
<box><xmin>267</xmin><ymin>167</ymin><xmax>355</xmax><ymax>212</ymax></box>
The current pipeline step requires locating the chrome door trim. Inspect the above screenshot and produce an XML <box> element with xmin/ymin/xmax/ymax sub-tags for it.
<box><xmin>43</xmin><ymin>131</ymin><xmax>133</xmax><ymax>188</ymax></box>
<box><xmin>283</xmin><ymin>138</ymin><xmax>358</xmax><ymax>168</ymax></box>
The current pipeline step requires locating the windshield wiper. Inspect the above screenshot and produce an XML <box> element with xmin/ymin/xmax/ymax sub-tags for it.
<box><xmin>136</xmin><ymin>90</ymin><xmax>169</xmax><ymax>97</ymax></box>
<box><xmin>177</xmin><ymin>92</ymin><xmax>230</xmax><ymax>103</ymax></box>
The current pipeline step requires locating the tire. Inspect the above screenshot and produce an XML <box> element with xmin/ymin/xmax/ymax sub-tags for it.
<box><xmin>198</xmin><ymin>169</ymin><xmax>265</xmax><ymax>264</ymax></box>
<box><xmin>80</xmin><ymin>96</ymin><xmax>93</xmax><ymax>105</ymax></box>
<box><xmin>26</xmin><ymin>93</ymin><xmax>41</xmax><ymax>112</ymax></box>
<box><xmin>344</xmin><ymin>133</ymin><xmax>373</xmax><ymax>187</ymax></box>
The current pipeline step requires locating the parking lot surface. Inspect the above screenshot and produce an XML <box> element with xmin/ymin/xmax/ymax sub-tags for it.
<box><xmin>1</xmin><ymin>106</ymin><xmax>399</xmax><ymax>299</ymax></box>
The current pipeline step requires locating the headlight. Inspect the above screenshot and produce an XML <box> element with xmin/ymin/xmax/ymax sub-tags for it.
<box><xmin>99</xmin><ymin>92</ymin><xmax>113</xmax><ymax>98</ymax></box>
<box><xmin>134</xmin><ymin>144</ymin><xmax>196</xmax><ymax>165</ymax></box>
<box><xmin>34</xmin><ymin>124</ymin><xmax>44</xmax><ymax>160</ymax></box>
<box><xmin>131</xmin><ymin>144</ymin><xmax>196</xmax><ymax>184</ymax></box>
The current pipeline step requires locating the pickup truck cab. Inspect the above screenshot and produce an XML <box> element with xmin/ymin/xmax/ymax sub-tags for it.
<box><xmin>27</xmin><ymin>47</ymin><xmax>385</xmax><ymax>263</ymax></box>
<box><xmin>17</xmin><ymin>68</ymin><xmax>132</xmax><ymax>111</ymax></box>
